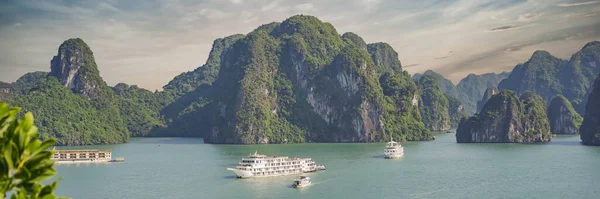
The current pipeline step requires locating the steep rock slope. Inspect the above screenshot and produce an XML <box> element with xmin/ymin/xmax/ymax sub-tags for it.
<box><xmin>456</xmin><ymin>72</ymin><xmax>510</xmax><ymax>115</ymax></box>
<box><xmin>49</xmin><ymin>38</ymin><xmax>108</xmax><ymax>100</ymax></box>
<box><xmin>0</xmin><ymin>81</ymin><xmax>13</xmax><ymax>101</ymax></box>
<box><xmin>367</xmin><ymin>42</ymin><xmax>402</xmax><ymax>76</ymax></box>
<box><xmin>10</xmin><ymin>39</ymin><xmax>130</xmax><ymax>145</ymax></box>
<box><xmin>413</xmin><ymin>70</ymin><xmax>458</xmax><ymax>98</ymax></box>
<box><xmin>153</xmin><ymin>34</ymin><xmax>245</xmax><ymax>137</ymax></box>
<box><xmin>456</xmin><ymin>90</ymin><xmax>551</xmax><ymax>143</ymax></box>
<box><xmin>447</xmin><ymin>95</ymin><xmax>467</xmax><ymax>127</ymax></box>
<box><xmin>416</xmin><ymin>75</ymin><xmax>450</xmax><ymax>131</ymax></box>
<box><xmin>200</xmin><ymin>15</ymin><xmax>431</xmax><ymax>143</ymax></box>
<box><xmin>580</xmin><ymin>74</ymin><xmax>600</xmax><ymax>146</ymax></box>
<box><xmin>499</xmin><ymin>41</ymin><xmax>600</xmax><ymax>114</ymax></box>
<box><xmin>476</xmin><ymin>87</ymin><xmax>499</xmax><ymax>113</ymax></box>
<box><xmin>548</xmin><ymin>95</ymin><xmax>582</xmax><ymax>134</ymax></box>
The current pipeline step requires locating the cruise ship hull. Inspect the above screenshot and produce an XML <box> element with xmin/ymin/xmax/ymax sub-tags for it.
<box><xmin>384</xmin><ymin>153</ymin><xmax>404</xmax><ymax>159</ymax></box>
<box><xmin>227</xmin><ymin>168</ymin><xmax>254</xmax><ymax>178</ymax></box>
<box><xmin>55</xmin><ymin>159</ymin><xmax>111</xmax><ymax>164</ymax></box>
<box><xmin>227</xmin><ymin>168</ymin><xmax>306</xmax><ymax>178</ymax></box>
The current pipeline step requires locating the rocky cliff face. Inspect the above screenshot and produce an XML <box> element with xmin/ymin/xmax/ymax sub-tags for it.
<box><xmin>413</xmin><ymin>71</ymin><xmax>510</xmax><ymax>115</ymax></box>
<box><xmin>519</xmin><ymin>92</ymin><xmax>552</xmax><ymax>142</ymax></box>
<box><xmin>49</xmin><ymin>38</ymin><xmax>107</xmax><ymax>99</ymax></box>
<box><xmin>456</xmin><ymin>72</ymin><xmax>510</xmax><ymax>115</ymax></box>
<box><xmin>198</xmin><ymin>15</ymin><xmax>431</xmax><ymax>144</ymax></box>
<box><xmin>8</xmin><ymin>38</ymin><xmax>130</xmax><ymax>145</ymax></box>
<box><xmin>0</xmin><ymin>81</ymin><xmax>13</xmax><ymax>101</ymax></box>
<box><xmin>417</xmin><ymin>75</ymin><xmax>450</xmax><ymax>131</ymax></box>
<box><xmin>548</xmin><ymin>95</ymin><xmax>582</xmax><ymax>134</ymax></box>
<box><xmin>413</xmin><ymin>70</ymin><xmax>458</xmax><ymax>98</ymax></box>
<box><xmin>157</xmin><ymin>34</ymin><xmax>245</xmax><ymax>135</ymax></box>
<box><xmin>203</xmin><ymin>17</ymin><xmax>385</xmax><ymax>144</ymax></box>
<box><xmin>580</xmin><ymin>74</ymin><xmax>600</xmax><ymax>146</ymax></box>
<box><xmin>456</xmin><ymin>90</ymin><xmax>551</xmax><ymax>143</ymax></box>
<box><xmin>367</xmin><ymin>42</ymin><xmax>402</xmax><ymax>76</ymax></box>
<box><xmin>447</xmin><ymin>95</ymin><xmax>467</xmax><ymax>127</ymax></box>
<box><xmin>477</xmin><ymin>87</ymin><xmax>499</xmax><ymax>113</ymax></box>
<box><xmin>163</xmin><ymin>34</ymin><xmax>245</xmax><ymax>95</ymax></box>
<box><xmin>499</xmin><ymin>41</ymin><xmax>600</xmax><ymax>114</ymax></box>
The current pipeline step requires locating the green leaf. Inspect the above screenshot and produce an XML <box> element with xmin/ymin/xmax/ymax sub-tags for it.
<box><xmin>0</xmin><ymin>103</ymin><xmax>68</xmax><ymax>198</ymax></box>
<box><xmin>3</xmin><ymin>147</ymin><xmax>14</xmax><ymax>171</ymax></box>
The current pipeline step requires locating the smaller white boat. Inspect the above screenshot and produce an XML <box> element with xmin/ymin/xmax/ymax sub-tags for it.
<box><xmin>292</xmin><ymin>176</ymin><xmax>312</xmax><ymax>188</ymax></box>
<box><xmin>315</xmin><ymin>165</ymin><xmax>326</xmax><ymax>171</ymax></box>
<box><xmin>384</xmin><ymin>138</ymin><xmax>404</xmax><ymax>159</ymax></box>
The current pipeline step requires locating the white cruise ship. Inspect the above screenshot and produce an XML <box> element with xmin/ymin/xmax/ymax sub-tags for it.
<box><xmin>384</xmin><ymin>139</ymin><xmax>404</xmax><ymax>159</ymax></box>
<box><xmin>227</xmin><ymin>151</ymin><xmax>325</xmax><ymax>178</ymax></box>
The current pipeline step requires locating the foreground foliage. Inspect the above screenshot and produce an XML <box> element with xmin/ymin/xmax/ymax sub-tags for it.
<box><xmin>0</xmin><ymin>103</ymin><xmax>67</xmax><ymax>199</ymax></box>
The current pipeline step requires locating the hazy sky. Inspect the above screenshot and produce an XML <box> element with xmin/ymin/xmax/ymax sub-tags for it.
<box><xmin>1</xmin><ymin>0</ymin><xmax>599</xmax><ymax>90</ymax></box>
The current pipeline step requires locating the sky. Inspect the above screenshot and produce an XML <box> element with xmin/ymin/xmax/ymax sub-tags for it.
<box><xmin>0</xmin><ymin>0</ymin><xmax>599</xmax><ymax>90</ymax></box>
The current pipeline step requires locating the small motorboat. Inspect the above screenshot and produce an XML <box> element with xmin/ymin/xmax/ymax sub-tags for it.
<box><xmin>292</xmin><ymin>176</ymin><xmax>312</xmax><ymax>188</ymax></box>
<box><xmin>315</xmin><ymin>165</ymin><xmax>326</xmax><ymax>171</ymax></box>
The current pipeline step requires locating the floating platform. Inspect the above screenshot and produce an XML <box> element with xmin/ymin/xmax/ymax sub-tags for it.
<box><xmin>51</xmin><ymin>149</ymin><xmax>123</xmax><ymax>164</ymax></box>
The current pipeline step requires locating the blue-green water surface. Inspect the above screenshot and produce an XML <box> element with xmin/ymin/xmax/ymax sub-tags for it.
<box><xmin>54</xmin><ymin>133</ymin><xmax>600</xmax><ymax>199</ymax></box>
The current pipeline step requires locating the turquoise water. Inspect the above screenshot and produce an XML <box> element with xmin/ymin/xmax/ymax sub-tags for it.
<box><xmin>53</xmin><ymin>133</ymin><xmax>600</xmax><ymax>199</ymax></box>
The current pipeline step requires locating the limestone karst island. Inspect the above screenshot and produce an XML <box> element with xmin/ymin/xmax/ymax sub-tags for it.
<box><xmin>1</xmin><ymin>1</ymin><xmax>599</xmax><ymax>199</ymax></box>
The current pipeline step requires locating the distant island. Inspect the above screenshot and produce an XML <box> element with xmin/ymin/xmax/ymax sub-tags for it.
<box><xmin>457</xmin><ymin>41</ymin><xmax>600</xmax><ymax>144</ymax></box>
<box><xmin>0</xmin><ymin>15</ymin><xmax>598</xmax><ymax>146</ymax></box>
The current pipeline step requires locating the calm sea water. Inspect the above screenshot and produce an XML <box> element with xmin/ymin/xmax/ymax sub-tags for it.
<box><xmin>52</xmin><ymin>132</ymin><xmax>600</xmax><ymax>199</ymax></box>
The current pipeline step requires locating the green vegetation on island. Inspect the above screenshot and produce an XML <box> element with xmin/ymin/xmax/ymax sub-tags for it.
<box><xmin>413</xmin><ymin>70</ymin><xmax>510</xmax><ymax>115</ymax></box>
<box><xmin>447</xmin><ymin>95</ymin><xmax>467</xmax><ymax>127</ymax></box>
<box><xmin>10</xmin><ymin>76</ymin><xmax>129</xmax><ymax>145</ymax></box>
<box><xmin>547</xmin><ymin>95</ymin><xmax>583</xmax><ymax>134</ymax></box>
<box><xmin>456</xmin><ymin>90</ymin><xmax>551</xmax><ymax>143</ymax></box>
<box><xmin>381</xmin><ymin>72</ymin><xmax>433</xmax><ymax>141</ymax></box>
<box><xmin>112</xmin><ymin>83</ymin><xmax>168</xmax><ymax>137</ymax></box>
<box><xmin>580</xmin><ymin>73</ymin><xmax>600</xmax><ymax>146</ymax></box>
<box><xmin>7</xmin><ymin>39</ymin><xmax>130</xmax><ymax>145</ymax></box>
<box><xmin>416</xmin><ymin>75</ymin><xmax>450</xmax><ymax>131</ymax></box>
<box><xmin>499</xmin><ymin>41</ymin><xmax>600</xmax><ymax>114</ymax></box>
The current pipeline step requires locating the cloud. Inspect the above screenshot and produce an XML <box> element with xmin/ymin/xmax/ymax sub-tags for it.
<box><xmin>261</xmin><ymin>1</ymin><xmax>279</xmax><ymax>12</ymax></box>
<box><xmin>505</xmin><ymin>47</ymin><xmax>522</xmax><ymax>52</ymax></box>
<box><xmin>556</xmin><ymin>1</ymin><xmax>600</xmax><ymax>7</ymax></box>
<box><xmin>518</xmin><ymin>13</ymin><xmax>540</xmax><ymax>21</ymax></box>
<box><xmin>488</xmin><ymin>25</ymin><xmax>522</xmax><ymax>32</ymax></box>
<box><xmin>403</xmin><ymin>64</ymin><xmax>420</xmax><ymax>68</ymax></box>
<box><xmin>1</xmin><ymin>0</ymin><xmax>599</xmax><ymax>90</ymax></box>
<box><xmin>295</xmin><ymin>3</ymin><xmax>314</xmax><ymax>12</ymax></box>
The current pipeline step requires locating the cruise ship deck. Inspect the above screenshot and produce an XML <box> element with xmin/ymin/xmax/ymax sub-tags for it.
<box><xmin>227</xmin><ymin>152</ymin><xmax>324</xmax><ymax>178</ymax></box>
